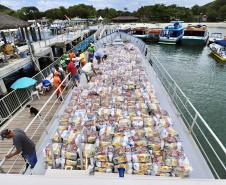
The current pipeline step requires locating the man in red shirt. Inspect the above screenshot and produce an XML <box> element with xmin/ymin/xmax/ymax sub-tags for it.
<box><xmin>67</xmin><ymin>60</ymin><xmax>79</xmax><ymax>87</ymax></box>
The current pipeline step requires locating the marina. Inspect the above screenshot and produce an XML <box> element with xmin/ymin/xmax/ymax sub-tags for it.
<box><xmin>0</xmin><ymin>0</ymin><xmax>226</xmax><ymax>183</ymax></box>
<box><xmin>0</xmin><ymin>30</ymin><xmax>225</xmax><ymax>180</ymax></box>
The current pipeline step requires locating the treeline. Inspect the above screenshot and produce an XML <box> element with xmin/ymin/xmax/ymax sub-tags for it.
<box><xmin>1</xmin><ymin>0</ymin><xmax>226</xmax><ymax>22</ymax></box>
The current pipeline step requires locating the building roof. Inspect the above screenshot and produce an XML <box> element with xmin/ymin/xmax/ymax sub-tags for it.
<box><xmin>112</xmin><ymin>16</ymin><xmax>139</xmax><ymax>22</ymax></box>
<box><xmin>0</xmin><ymin>13</ymin><xmax>29</xmax><ymax>30</ymax></box>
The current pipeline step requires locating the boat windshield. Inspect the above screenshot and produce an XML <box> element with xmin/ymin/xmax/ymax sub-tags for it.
<box><xmin>211</xmin><ymin>33</ymin><xmax>222</xmax><ymax>39</ymax></box>
<box><xmin>160</xmin><ymin>30</ymin><xmax>183</xmax><ymax>38</ymax></box>
<box><xmin>184</xmin><ymin>31</ymin><xmax>205</xmax><ymax>37</ymax></box>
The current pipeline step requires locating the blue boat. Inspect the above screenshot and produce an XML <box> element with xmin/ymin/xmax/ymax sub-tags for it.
<box><xmin>159</xmin><ymin>21</ymin><xmax>184</xmax><ymax>45</ymax></box>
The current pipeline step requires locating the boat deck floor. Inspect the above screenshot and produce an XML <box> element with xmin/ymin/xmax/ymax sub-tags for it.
<box><xmin>31</xmin><ymin>40</ymin><xmax>213</xmax><ymax>179</ymax></box>
<box><xmin>0</xmin><ymin>86</ymin><xmax>71</xmax><ymax>174</ymax></box>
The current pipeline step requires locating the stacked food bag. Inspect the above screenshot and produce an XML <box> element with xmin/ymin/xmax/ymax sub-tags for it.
<box><xmin>44</xmin><ymin>43</ymin><xmax>191</xmax><ymax>177</ymax></box>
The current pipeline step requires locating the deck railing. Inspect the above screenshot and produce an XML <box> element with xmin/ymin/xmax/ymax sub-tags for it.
<box><xmin>3</xmin><ymin>73</ymin><xmax>72</xmax><ymax>174</ymax></box>
<box><xmin>0</xmin><ymin>33</ymin><xmax>95</xmax><ymax>127</ymax></box>
<box><xmin>95</xmin><ymin>32</ymin><xmax>226</xmax><ymax>179</ymax></box>
<box><xmin>0</xmin><ymin>32</ymin><xmax>96</xmax><ymax>173</ymax></box>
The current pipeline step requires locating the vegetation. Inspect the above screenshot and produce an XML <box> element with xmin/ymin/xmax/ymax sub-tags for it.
<box><xmin>0</xmin><ymin>0</ymin><xmax>225</xmax><ymax>22</ymax></box>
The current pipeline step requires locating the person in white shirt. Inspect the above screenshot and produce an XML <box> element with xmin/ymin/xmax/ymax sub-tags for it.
<box><xmin>81</xmin><ymin>62</ymin><xmax>97</xmax><ymax>82</ymax></box>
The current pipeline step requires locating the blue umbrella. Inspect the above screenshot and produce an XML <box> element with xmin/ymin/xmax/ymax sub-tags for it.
<box><xmin>11</xmin><ymin>77</ymin><xmax>37</xmax><ymax>90</ymax></box>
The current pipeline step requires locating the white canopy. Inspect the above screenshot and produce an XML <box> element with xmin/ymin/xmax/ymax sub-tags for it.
<box><xmin>98</xmin><ymin>16</ymin><xmax>103</xmax><ymax>21</ymax></box>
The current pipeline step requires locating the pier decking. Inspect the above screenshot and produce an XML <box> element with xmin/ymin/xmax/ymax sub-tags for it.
<box><xmin>0</xmin><ymin>86</ymin><xmax>71</xmax><ymax>173</ymax></box>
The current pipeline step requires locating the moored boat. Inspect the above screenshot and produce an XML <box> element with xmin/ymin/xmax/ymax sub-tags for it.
<box><xmin>208</xmin><ymin>32</ymin><xmax>225</xmax><ymax>45</ymax></box>
<box><xmin>159</xmin><ymin>21</ymin><xmax>184</xmax><ymax>45</ymax></box>
<box><xmin>131</xmin><ymin>27</ymin><xmax>162</xmax><ymax>43</ymax></box>
<box><xmin>131</xmin><ymin>27</ymin><xmax>148</xmax><ymax>40</ymax></box>
<box><xmin>209</xmin><ymin>40</ymin><xmax>226</xmax><ymax>62</ymax></box>
<box><xmin>181</xmin><ymin>24</ymin><xmax>209</xmax><ymax>46</ymax></box>
<box><xmin>145</xmin><ymin>28</ymin><xmax>162</xmax><ymax>42</ymax></box>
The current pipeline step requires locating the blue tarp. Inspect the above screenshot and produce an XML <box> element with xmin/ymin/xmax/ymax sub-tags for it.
<box><xmin>215</xmin><ymin>40</ymin><xmax>226</xmax><ymax>47</ymax></box>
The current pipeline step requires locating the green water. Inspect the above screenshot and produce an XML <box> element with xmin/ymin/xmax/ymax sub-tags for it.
<box><xmin>148</xmin><ymin>27</ymin><xmax>226</xmax><ymax>146</ymax></box>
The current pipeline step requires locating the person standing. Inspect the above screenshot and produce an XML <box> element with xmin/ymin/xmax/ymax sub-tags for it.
<box><xmin>53</xmin><ymin>71</ymin><xmax>63</xmax><ymax>101</ymax></box>
<box><xmin>68</xmin><ymin>50</ymin><xmax>75</xmax><ymax>61</ymax></box>
<box><xmin>87</xmin><ymin>44</ymin><xmax>95</xmax><ymax>63</ymax></box>
<box><xmin>1</xmin><ymin>128</ymin><xmax>37</xmax><ymax>172</ymax></box>
<box><xmin>54</xmin><ymin>64</ymin><xmax>65</xmax><ymax>82</ymax></box>
<box><xmin>67</xmin><ymin>60</ymin><xmax>80</xmax><ymax>87</ymax></box>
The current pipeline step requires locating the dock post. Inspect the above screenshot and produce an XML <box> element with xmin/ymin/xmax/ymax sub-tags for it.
<box><xmin>0</xmin><ymin>79</ymin><xmax>7</xmax><ymax>94</ymax></box>
<box><xmin>37</xmin><ymin>27</ymin><xmax>42</xmax><ymax>40</ymax></box>
<box><xmin>49</xmin><ymin>50</ymin><xmax>54</xmax><ymax>62</ymax></box>
<box><xmin>20</xmin><ymin>27</ymin><xmax>26</xmax><ymax>41</ymax></box>
<box><xmin>33</xmin><ymin>27</ymin><xmax>38</xmax><ymax>42</ymax></box>
<box><xmin>30</xmin><ymin>27</ymin><xmax>35</xmax><ymax>42</ymax></box>
<box><xmin>24</xmin><ymin>27</ymin><xmax>31</xmax><ymax>43</ymax></box>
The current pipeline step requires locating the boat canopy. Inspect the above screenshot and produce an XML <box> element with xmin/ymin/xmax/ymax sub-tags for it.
<box><xmin>215</xmin><ymin>40</ymin><xmax>226</xmax><ymax>47</ymax></box>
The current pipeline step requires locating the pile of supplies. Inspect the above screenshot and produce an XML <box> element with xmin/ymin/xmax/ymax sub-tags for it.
<box><xmin>44</xmin><ymin>43</ymin><xmax>191</xmax><ymax>177</ymax></box>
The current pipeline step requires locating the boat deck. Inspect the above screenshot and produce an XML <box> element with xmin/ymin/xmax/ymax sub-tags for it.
<box><xmin>0</xmin><ymin>30</ymin><xmax>89</xmax><ymax>79</ymax></box>
<box><xmin>0</xmin><ymin>86</ymin><xmax>71</xmax><ymax>173</ymax></box>
<box><xmin>31</xmin><ymin>39</ymin><xmax>213</xmax><ymax>178</ymax></box>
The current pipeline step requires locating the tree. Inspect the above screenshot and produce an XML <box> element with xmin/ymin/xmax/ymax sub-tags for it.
<box><xmin>44</xmin><ymin>8</ymin><xmax>64</xmax><ymax>20</ymax></box>
<box><xmin>207</xmin><ymin>9</ymin><xmax>218</xmax><ymax>21</ymax></box>
<box><xmin>191</xmin><ymin>5</ymin><xmax>201</xmax><ymax>15</ymax></box>
<box><xmin>68</xmin><ymin>4</ymin><xmax>96</xmax><ymax>18</ymax></box>
<box><xmin>17</xmin><ymin>6</ymin><xmax>41</xmax><ymax>20</ymax></box>
<box><xmin>219</xmin><ymin>5</ymin><xmax>226</xmax><ymax>20</ymax></box>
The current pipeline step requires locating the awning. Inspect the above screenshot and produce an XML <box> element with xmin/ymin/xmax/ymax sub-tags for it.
<box><xmin>0</xmin><ymin>13</ymin><xmax>29</xmax><ymax>30</ymax></box>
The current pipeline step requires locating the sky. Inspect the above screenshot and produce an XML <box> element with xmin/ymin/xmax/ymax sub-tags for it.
<box><xmin>0</xmin><ymin>0</ymin><xmax>214</xmax><ymax>11</ymax></box>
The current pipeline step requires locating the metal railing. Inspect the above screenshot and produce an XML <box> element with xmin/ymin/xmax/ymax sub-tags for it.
<box><xmin>0</xmin><ymin>33</ymin><xmax>95</xmax><ymax>126</ymax></box>
<box><xmin>0</xmin><ymin>32</ymin><xmax>96</xmax><ymax>173</ymax></box>
<box><xmin>95</xmin><ymin>32</ymin><xmax>226</xmax><ymax>179</ymax></box>
<box><xmin>2</xmin><ymin>73</ymin><xmax>72</xmax><ymax>174</ymax></box>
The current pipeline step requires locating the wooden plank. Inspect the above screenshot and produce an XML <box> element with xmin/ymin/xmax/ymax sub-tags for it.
<box><xmin>0</xmin><ymin>86</ymin><xmax>70</xmax><ymax>174</ymax></box>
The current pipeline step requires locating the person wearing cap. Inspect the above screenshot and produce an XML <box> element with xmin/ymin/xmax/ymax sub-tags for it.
<box><xmin>53</xmin><ymin>71</ymin><xmax>63</xmax><ymax>101</ymax></box>
<box><xmin>1</xmin><ymin>128</ymin><xmax>37</xmax><ymax>170</ymax></box>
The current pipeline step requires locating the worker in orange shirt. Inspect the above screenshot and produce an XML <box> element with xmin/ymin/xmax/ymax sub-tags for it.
<box><xmin>68</xmin><ymin>50</ymin><xmax>75</xmax><ymax>61</ymax></box>
<box><xmin>53</xmin><ymin>71</ymin><xmax>63</xmax><ymax>101</ymax></box>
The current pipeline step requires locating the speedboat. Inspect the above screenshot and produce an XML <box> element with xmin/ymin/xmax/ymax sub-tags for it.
<box><xmin>208</xmin><ymin>32</ymin><xmax>225</xmax><ymax>45</ymax></box>
<box><xmin>181</xmin><ymin>24</ymin><xmax>209</xmax><ymax>46</ymax></box>
<box><xmin>209</xmin><ymin>40</ymin><xmax>226</xmax><ymax>62</ymax></box>
<box><xmin>159</xmin><ymin>21</ymin><xmax>184</xmax><ymax>44</ymax></box>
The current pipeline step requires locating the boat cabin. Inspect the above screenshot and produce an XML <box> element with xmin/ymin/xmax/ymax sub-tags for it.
<box><xmin>160</xmin><ymin>21</ymin><xmax>184</xmax><ymax>38</ymax></box>
<box><xmin>184</xmin><ymin>25</ymin><xmax>207</xmax><ymax>37</ymax></box>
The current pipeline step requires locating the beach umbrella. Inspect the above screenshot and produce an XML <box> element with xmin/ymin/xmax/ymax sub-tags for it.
<box><xmin>11</xmin><ymin>77</ymin><xmax>37</xmax><ymax>90</ymax></box>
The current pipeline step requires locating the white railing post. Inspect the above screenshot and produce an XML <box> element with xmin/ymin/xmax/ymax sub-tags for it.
<box><xmin>190</xmin><ymin>112</ymin><xmax>198</xmax><ymax>133</ymax></box>
<box><xmin>171</xmin><ymin>81</ymin><xmax>177</xmax><ymax>101</ymax></box>
<box><xmin>2</xmin><ymin>99</ymin><xmax>12</xmax><ymax>118</ymax></box>
<box><xmin>14</xmin><ymin>91</ymin><xmax>22</xmax><ymax>108</ymax></box>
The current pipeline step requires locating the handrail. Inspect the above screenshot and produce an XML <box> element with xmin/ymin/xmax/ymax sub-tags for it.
<box><xmin>0</xmin><ymin>32</ymin><xmax>96</xmax><ymax>173</ymax></box>
<box><xmin>146</xmin><ymin>48</ymin><xmax>226</xmax><ymax>153</ymax></box>
<box><xmin>94</xmin><ymin>32</ymin><xmax>226</xmax><ymax>178</ymax></box>
<box><xmin>0</xmin><ymin>31</ymin><xmax>95</xmax><ymax>126</ymax></box>
<box><xmin>0</xmin><ymin>73</ymin><xmax>71</xmax><ymax>173</ymax></box>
